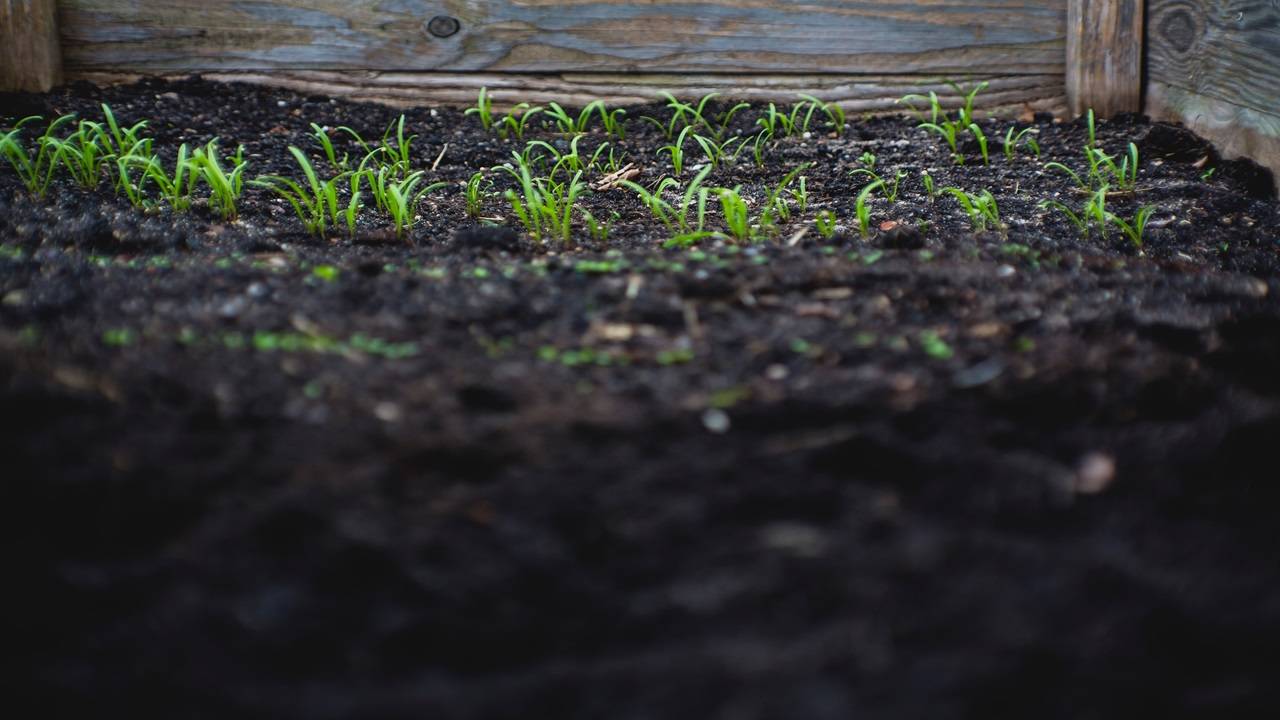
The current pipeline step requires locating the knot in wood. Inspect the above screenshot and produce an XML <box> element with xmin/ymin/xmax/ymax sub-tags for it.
<box><xmin>425</xmin><ymin>15</ymin><xmax>460</xmax><ymax>38</ymax></box>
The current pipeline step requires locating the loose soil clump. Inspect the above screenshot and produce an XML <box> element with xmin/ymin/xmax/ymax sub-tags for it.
<box><xmin>4</xmin><ymin>78</ymin><xmax>1280</xmax><ymax>718</ymax></box>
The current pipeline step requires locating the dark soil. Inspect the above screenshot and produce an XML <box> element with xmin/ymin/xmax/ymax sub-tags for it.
<box><xmin>4</xmin><ymin>77</ymin><xmax>1280</xmax><ymax>718</ymax></box>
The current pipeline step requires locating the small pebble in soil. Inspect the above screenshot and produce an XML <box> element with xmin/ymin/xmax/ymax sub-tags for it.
<box><xmin>1075</xmin><ymin>452</ymin><xmax>1117</xmax><ymax>494</ymax></box>
<box><xmin>952</xmin><ymin>358</ymin><xmax>1005</xmax><ymax>389</ymax></box>
<box><xmin>218</xmin><ymin>296</ymin><xmax>248</xmax><ymax>318</ymax></box>
<box><xmin>374</xmin><ymin>402</ymin><xmax>403</xmax><ymax>423</ymax></box>
<box><xmin>759</xmin><ymin>522</ymin><xmax>828</xmax><ymax>558</ymax></box>
<box><xmin>701</xmin><ymin>408</ymin><xmax>731</xmax><ymax>434</ymax></box>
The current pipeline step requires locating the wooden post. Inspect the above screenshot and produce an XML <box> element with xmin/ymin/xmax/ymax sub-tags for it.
<box><xmin>1</xmin><ymin>0</ymin><xmax>63</xmax><ymax>92</ymax></box>
<box><xmin>1066</xmin><ymin>0</ymin><xmax>1144</xmax><ymax>118</ymax></box>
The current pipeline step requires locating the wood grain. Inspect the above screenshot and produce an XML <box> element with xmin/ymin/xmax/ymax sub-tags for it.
<box><xmin>1</xmin><ymin>0</ymin><xmax>63</xmax><ymax>92</ymax></box>
<box><xmin>1065</xmin><ymin>0</ymin><xmax>1144</xmax><ymax>118</ymax></box>
<box><xmin>59</xmin><ymin>0</ymin><xmax>1066</xmax><ymax>75</ymax></box>
<box><xmin>1147</xmin><ymin>0</ymin><xmax>1280</xmax><ymax>118</ymax></box>
<box><xmin>1146</xmin><ymin>80</ymin><xmax>1279</xmax><ymax>196</ymax></box>
<box><xmin>67</xmin><ymin>70</ymin><xmax>1069</xmax><ymax>117</ymax></box>
<box><xmin>1146</xmin><ymin>1</ymin><xmax>1279</xmax><ymax>194</ymax></box>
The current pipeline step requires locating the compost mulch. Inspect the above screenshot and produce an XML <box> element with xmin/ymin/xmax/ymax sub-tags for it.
<box><xmin>4</xmin><ymin>77</ymin><xmax>1280</xmax><ymax>717</ymax></box>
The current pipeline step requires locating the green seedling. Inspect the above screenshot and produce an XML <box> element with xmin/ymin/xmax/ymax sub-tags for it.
<box><xmin>790</xmin><ymin>176</ymin><xmax>809</xmax><ymax>214</ymax></box>
<box><xmin>139</xmin><ymin>143</ymin><xmax>201</xmax><ymax>213</ymax></box>
<box><xmin>1039</xmin><ymin>198</ymin><xmax>1089</xmax><ymax>236</ymax></box>
<box><xmin>899</xmin><ymin>80</ymin><xmax>988</xmax><ymax>163</ymax></box>
<box><xmin>368</xmin><ymin>167</ymin><xmax>447</xmax><ymax>240</ymax></box>
<box><xmin>646</xmin><ymin>92</ymin><xmax>738</xmax><ymax>142</ymax></box>
<box><xmin>1107</xmin><ymin>205</ymin><xmax>1156</xmax><ymax>247</ymax></box>
<box><xmin>379</xmin><ymin>114</ymin><xmax>416</xmax><ymax>178</ymax></box>
<box><xmin>751</xmin><ymin>130</ymin><xmax>772</xmax><ymax>167</ymax></box>
<box><xmin>620</xmin><ymin>165</ymin><xmax>713</xmax><ymax>244</ymax></box>
<box><xmin>193</xmin><ymin>139</ymin><xmax>248</xmax><ymax>221</ymax></box>
<box><xmin>598</xmin><ymin>105</ymin><xmax>627</xmax><ymax>140</ymax></box>
<box><xmin>1003</xmin><ymin>126</ymin><xmax>1041</xmax><ymax>160</ymax></box>
<box><xmin>715</xmin><ymin>186</ymin><xmax>753</xmax><ymax>243</ymax></box>
<box><xmin>692</xmin><ymin>132</ymin><xmax>747</xmax><ymax>169</ymax></box>
<box><xmin>659</xmin><ymin>125</ymin><xmax>692</xmax><ymax>176</ymax></box>
<box><xmin>310</xmin><ymin>123</ymin><xmax>350</xmax><ymax>170</ymax></box>
<box><xmin>1047</xmin><ymin>141</ymin><xmax>1140</xmax><ymax>192</ymax></box>
<box><xmin>814</xmin><ymin>209</ymin><xmax>837</xmax><ymax>239</ymax></box>
<box><xmin>850</xmin><ymin>165</ymin><xmax>906</xmax><ymax>203</ymax></box>
<box><xmin>968</xmin><ymin>123</ymin><xmax>990</xmax><ymax>165</ymax></box>
<box><xmin>581</xmin><ymin>209</ymin><xmax>619</xmax><ymax>243</ymax></box>
<box><xmin>756</xmin><ymin>102</ymin><xmax>796</xmax><ymax>138</ymax></box>
<box><xmin>859</xmin><ymin>151</ymin><xmax>877</xmax><ymax>169</ymax></box>
<box><xmin>466</xmin><ymin>87</ymin><xmax>495</xmax><ymax>131</ymax></box>
<box><xmin>499</xmin><ymin>159</ymin><xmax>586</xmax><ymax>245</ymax></box>
<box><xmin>922</xmin><ymin>171</ymin><xmax>936</xmax><ymax>201</ymax></box>
<box><xmin>855</xmin><ymin>179</ymin><xmax>884</xmax><ymax>238</ymax></box>
<box><xmin>758</xmin><ymin>163</ymin><xmax>810</xmax><ymax>232</ymax></box>
<box><xmin>0</xmin><ymin>115</ymin><xmax>74</xmax><ymax>197</ymax></box>
<box><xmin>546</xmin><ymin>100</ymin><xmax>607</xmax><ymax>135</ymax></box>
<box><xmin>252</xmin><ymin>146</ymin><xmax>354</xmax><ymax>236</ymax></box>
<box><xmin>943</xmin><ymin>186</ymin><xmax>1002</xmax><ymax>234</ymax></box>
<box><xmin>918</xmin><ymin>116</ymin><xmax>961</xmax><ymax>162</ymax></box>
<box><xmin>46</xmin><ymin>117</ymin><xmax>112</xmax><ymax>188</ymax></box>
<box><xmin>464</xmin><ymin>170</ymin><xmax>491</xmax><ymax>218</ymax></box>
<box><xmin>498</xmin><ymin>103</ymin><xmax>543</xmax><ymax>141</ymax></box>
<box><xmin>796</xmin><ymin>94</ymin><xmax>846</xmax><ymax>135</ymax></box>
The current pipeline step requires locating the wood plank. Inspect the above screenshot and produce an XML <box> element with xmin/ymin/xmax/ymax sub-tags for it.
<box><xmin>1065</xmin><ymin>0</ymin><xmax>1144</xmax><ymax>118</ymax></box>
<box><xmin>1</xmin><ymin>0</ymin><xmax>63</xmax><ymax>92</ymax></box>
<box><xmin>66</xmin><ymin>70</ymin><xmax>1069</xmax><ymax>117</ymax></box>
<box><xmin>1146</xmin><ymin>1</ymin><xmax>1280</xmax><ymax>195</ymax></box>
<box><xmin>59</xmin><ymin>0</ymin><xmax>1066</xmax><ymax>75</ymax></box>
<box><xmin>1146</xmin><ymin>80</ymin><xmax>1280</xmax><ymax>197</ymax></box>
<box><xmin>1147</xmin><ymin>0</ymin><xmax>1280</xmax><ymax>118</ymax></box>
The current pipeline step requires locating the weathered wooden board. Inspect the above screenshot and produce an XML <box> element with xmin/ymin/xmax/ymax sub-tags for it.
<box><xmin>1065</xmin><ymin>0</ymin><xmax>1143</xmax><ymax>118</ymax></box>
<box><xmin>59</xmin><ymin>0</ymin><xmax>1066</xmax><ymax>75</ymax></box>
<box><xmin>1</xmin><ymin>0</ymin><xmax>63</xmax><ymax>92</ymax></box>
<box><xmin>67</xmin><ymin>70</ymin><xmax>1069</xmax><ymax>117</ymax></box>
<box><xmin>1147</xmin><ymin>0</ymin><xmax>1280</xmax><ymax>191</ymax></box>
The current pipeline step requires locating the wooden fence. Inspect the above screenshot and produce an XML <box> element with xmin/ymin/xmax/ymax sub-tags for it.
<box><xmin>2</xmin><ymin>1</ymin><xmax>1276</xmax><ymax>184</ymax></box>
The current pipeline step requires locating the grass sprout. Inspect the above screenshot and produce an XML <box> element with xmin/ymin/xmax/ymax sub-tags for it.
<box><xmin>899</xmin><ymin>81</ymin><xmax>988</xmax><ymax>163</ymax></box>
<box><xmin>581</xmin><ymin>209</ymin><xmax>618</xmax><ymax>243</ymax></box>
<box><xmin>815</xmin><ymin>209</ymin><xmax>837</xmax><ymax>239</ymax></box>
<box><xmin>499</xmin><ymin>159</ymin><xmax>587</xmax><ymax>245</ymax></box>
<box><xmin>46</xmin><ymin>117</ymin><xmax>115</xmax><ymax>188</ymax></box>
<box><xmin>464</xmin><ymin>170</ymin><xmax>491</xmax><ymax>218</ymax></box>
<box><xmin>498</xmin><ymin>103</ymin><xmax>543</xmax><ymax>142</ymax></box>
<box><xmin>466</xmin><ymin>87</ymin><xmax>495</xmax><ymax>131</ymax></box>
<box><xmin>796</xmin><ymin>94</ymin><xmax>846</xmax><ymax>135</ymax></box>
<box><xmin>968</xmin><ymin>123</ymin><xmax>990</xmax><ymax>165</ymax></box>
<box><xmin>850</xmin><ymin>165</ymin><xmax>906</xmax><ymax>203</ymax></box>
<box><xmin>141</xmin><ymin>143</ymin><xmax>201</xmax><ymax>213</ymax></box>
<box><xmin>193</xmin><ymin>139</ymin><xmax>248</xmax><ymax>220</ymax></box>
<box><xmin>943</xmin><ymin>186</ymin><xmax>1002</xmax><ymax>234</ymax></box>
<box><xmin>368</xmin><ymin>167</ymin><xmax>447</xmax><ymax>240</ymax></box>
<box><xmin>620</xmin><ymin>165</ymin><xmax>713</xmax><ymax>243</ymax></box>
<box><xmin>1107</xmin><ymin>205</ymin><xmax>1155</xmax><ymax>247</ymax></box>
<box><xmin>855</xmin><ymin>180</ymin><xmax>883</xmax><ymax>238</ymax></box>
<box><xmin>252</xmin><ymin>146</ymin><xmax>351</xmax><ymax>236</ymax></box>
<box><xmin>1</xmin><ymin>115</ymin><xmax>74</xmax><ymax>197</ymax></box>
<box><xmin>1003</xmin><ymin>126</ymin><xmax>1041</xmax><ymax>160</ymax></box>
